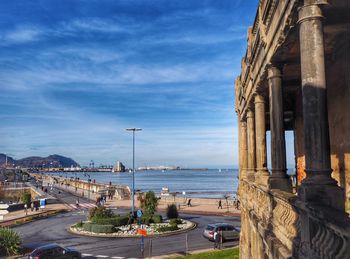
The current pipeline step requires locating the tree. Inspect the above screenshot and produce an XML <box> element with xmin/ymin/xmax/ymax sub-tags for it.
<box><xmin>20</xmin><ymin>192</ymin><xmax>31</xmax><ymax>206</ymax></box>
<box><xmin>140</xmin><ymin>191</ymin><xmax>159</xmax><ymax>216</ymax></box>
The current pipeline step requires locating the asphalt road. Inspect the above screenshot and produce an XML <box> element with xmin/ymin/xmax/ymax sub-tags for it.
<box><xmin>14</xmin><ymin>187</ymin><xmax>240</xmax><ymax>259</ymax></box>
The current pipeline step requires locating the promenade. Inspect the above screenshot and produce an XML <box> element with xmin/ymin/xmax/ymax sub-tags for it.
<box><xmin>44</xmin><ymin>178</ymin><xmax>241</xmax><ymax>216</ymax></box>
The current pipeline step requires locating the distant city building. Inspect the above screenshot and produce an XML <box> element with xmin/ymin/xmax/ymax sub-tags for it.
<box><xmin>113</xmin><ymin>161</ymin><xmax>125</xmax><ymax>172</ymax></box>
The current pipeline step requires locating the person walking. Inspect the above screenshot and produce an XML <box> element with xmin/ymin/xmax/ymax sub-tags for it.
<box><xmin>218</xmin><ymin>200</ymin><xmax>222</xmax><ymax>209</ymax></box>
<box><xmin>213</xmin><ymin>230</ymin><xmax>219</xmax><ymax>249</ymax></box>
<box><xmin>24</xmin><ymin>204</ymin><xmax>28</xmax><ymax>216</ymax></box>
<box><xmin>30</xmin><ymin>202</ymin><xmax>34</xmax><ymax>212</ymax></box>
<box><xmin>76</xmin><ymin>199</ymin><xmax>79</xmax><ymax>208</ymax></box>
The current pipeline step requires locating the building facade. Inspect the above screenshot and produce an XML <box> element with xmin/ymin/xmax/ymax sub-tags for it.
<box><xmin>235</xmin><ymin>0</ymin><xmax>350</xmax><ymax>258</ymax></box>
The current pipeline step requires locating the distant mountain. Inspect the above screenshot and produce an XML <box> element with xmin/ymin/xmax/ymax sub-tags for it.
<box><xmin>0</xmin><ymin>154</ymin><xmax>15</xmax><ymax>166</ymax></box>
<box><xmin>0</xmin><ymin>153</ymin><xmax>79</xmax><ymax>168</ymax></box>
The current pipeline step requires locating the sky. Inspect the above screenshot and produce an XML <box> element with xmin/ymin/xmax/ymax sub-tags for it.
<box><xmin>0</xmin><ymin>0</ymin><xmax>295</xmax><ymax>168</ymax></box>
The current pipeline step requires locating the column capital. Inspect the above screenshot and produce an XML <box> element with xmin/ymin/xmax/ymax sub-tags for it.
<box><xmin>254</xmin><ymin>94</ymin><xmax>265</xmax><ymax>104</ymax></box>
<box><xmin>298</xmin><ymin>4</ymin><xmax>324</xmax><ymax>25</ymax></box>
<box><xmin>267</xmin><ymin>65</ymin><xmax>281</xmax><ymax>80</ymax></box>
<box><xmin>247</xmin><ymin>109</ymin><xmax>255</xmax><ymax>118</ymax></box>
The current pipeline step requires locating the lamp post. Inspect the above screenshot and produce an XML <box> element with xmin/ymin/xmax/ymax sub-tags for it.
<box><xmin>126</xmin><ymin>128</ymin><xmax>142</xmax><ymax>217</ymax></box>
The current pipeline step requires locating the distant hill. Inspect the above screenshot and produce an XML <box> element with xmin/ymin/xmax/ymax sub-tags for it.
<box><xmin>0</xmin><ymin>153</ymin><xmax>79</xmax><ymax>168</ymax></box>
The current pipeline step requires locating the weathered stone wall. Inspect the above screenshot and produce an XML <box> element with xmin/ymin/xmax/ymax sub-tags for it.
<box><xmin>326</xmin><ymin>40</ymin><xmax>350</xmax><ymax>204</ymax></box>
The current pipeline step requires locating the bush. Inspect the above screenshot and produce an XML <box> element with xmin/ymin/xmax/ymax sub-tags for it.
<box><xmin>90</xmin><ymin>224</ymin><xmax>115</xmax><ymax>233</ymax></box>
<box><xmin>140</xmin><ymin>214</ymin><xmax>162</xmax><ymax>224</ymax></box>
<box><xmin>83</xmin><ymin>222</ymin><xmax>93</xmax><ymax>232</ymax></box>
<box><xmin>21</xmin><ymin>192</ymin><xmax>31</xmax><ymax>205</ymax></box>
<box><xmin>166</xmin><ymin>204</ymin><xmax>178</xmax><ymax>219</ymax></box>
<box><xmin>73</xmin><ymin>221</ymin><xmax>84</xmax><ymax>228</ymax></box>
<box><xmin>156</xmin><ymin>225</ymin><xmax>179</xmax><ymax>232</ymax></box>
<box><xmin>88</xmin><ymin>206</ymin><xmax>113</xmax><ymax>219</ymax></box>
<box><xmin>91</xmin><ymin>216</ymin><xmax>129</xmax><ymax>227</ymax></box>
<box><xmin>169</xmin><ymin>218</ymin><xmax>181</xmax><ymax>226</ymax></box>
<box><xmin>153</xmin><ymin>214</ymin><xmax>163</xmax><ymax>223</ymax></box>
<box><xmin>0</xmin><ymin>228</ymin><xmax>21</xmax><ymax>256</ymax></box>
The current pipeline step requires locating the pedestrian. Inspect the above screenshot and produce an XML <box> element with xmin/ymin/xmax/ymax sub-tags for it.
<box><xmin>187</xmin><ymin>199</ymin><xmax>192</xmax><ymax>207</ymax></box>
<box><xmin>213</xmin><ymin>230</ymin><xmax>219</xmax><ymax>249</ymax></box>
<box><xmin>76</xmin><ymin>199</ymin><xmax>79</xmax><ymax>208</ymax></box>
<box><xmin>24</xmin><ymin>203</ymin><xmax>28</xmax><ymax>215</ymax></box>
<box><xmin>218</xmin><ymin>200</ymin><xmax>222</xmax><ymax>209</ymax></box>
<box><xmin>31</xmin><ymin>202</ymin><xmax>34</xmax><ymax>212</ymax></box>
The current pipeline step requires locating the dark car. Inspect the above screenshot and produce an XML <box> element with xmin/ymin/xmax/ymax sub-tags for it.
<box><xmin>28</xmin><ymin>244</ymin><xmax>81</xmax><ymax>259</ymax></box>
<box><xmin>203</xmin><ymin>223</ymin><xmax>240</xmax><ymax>241</ymax></box>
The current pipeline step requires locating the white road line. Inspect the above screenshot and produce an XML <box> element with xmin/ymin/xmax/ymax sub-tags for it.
<box><xmin>111</xmin><ymin>257</ymin><xmax>125</xmax><ymax>259</ymax></box>
<box><xmin>96</xmin><ymin>255</ymin><xmax>109</xmax><ymax>258</ymax></box>
<box><xmin>82</xmin><ymin>253</ymin><xmax>93</xmax><ymax>256</ymax></box>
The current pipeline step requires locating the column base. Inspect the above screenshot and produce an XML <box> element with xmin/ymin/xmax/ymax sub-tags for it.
<box><xmin>246</xmin><ymin>170</ymin><xmax>256</xmax><ymax>182</ymax></box>
<box><xmin>256</xmin><ymin>170</ymin><xmax>269</xmax><ymax>187</ymax></box>
<box><xmin>268</xmin><ymin>177</ymin><xmax>292</xmax><ymax>192</ymax></box>
<box><xmin>298</xmin><ymin>183</ymin><xmax>345</xmax><ymax>211</ymax></box>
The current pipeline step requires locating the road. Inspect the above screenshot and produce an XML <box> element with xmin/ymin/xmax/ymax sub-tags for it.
<box><xmin>14</xmin><ymin>187</ymin><xmax>240</xmax><ymax>259</ymax></box>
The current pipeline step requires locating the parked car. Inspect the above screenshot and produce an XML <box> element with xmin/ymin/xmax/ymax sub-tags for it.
<box><xmin>203</xmin><ymin>223</ymin><xmax>240</xmax><ymax>241</ymax></box>
<box><xmin>28</xmin><ymin>244</ymin><xmax>81</xmax><ymax>259</ymax></box>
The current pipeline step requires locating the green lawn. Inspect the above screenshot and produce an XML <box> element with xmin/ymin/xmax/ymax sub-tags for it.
<box><xmin>171</xmin><ymin>248</ymin><xmax>239</xmax><ymax>259</ymax></box>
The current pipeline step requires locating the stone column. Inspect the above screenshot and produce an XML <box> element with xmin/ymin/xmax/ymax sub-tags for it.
<box><xmin>298</xmin><ymin>2</ymin><xmax>344</xmax><ymax>209</ymax></box>
<box><xmin>240</xmin><ymin>120</ymin><xmax>248</xmax><ymax>180</ymax></box>
<box><xmin>254</xmin><ymin>94</ymin><xmax>269</xmax><ymax>186</ymax></box>
<box><xmin>246</xmin><ymin>109</ymin><xmax>256</xmax><ymax>182</ymax></box>
<box><xmin>267</xmin><ymin>66</ymin><xmax>292</xmax><ymax>192</ymax></box>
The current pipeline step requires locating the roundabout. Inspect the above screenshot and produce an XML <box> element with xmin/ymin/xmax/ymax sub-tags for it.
<box><xmin>68</xmin><ymin>218</ymin><xmax>197</xmax><ymax>238</ymax></box>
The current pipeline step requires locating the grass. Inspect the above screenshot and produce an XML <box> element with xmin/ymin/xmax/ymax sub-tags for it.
<box><xmin>171</xmin><ymin>247</ymin><xmax>239</xmax><ymax>259</ymax></box>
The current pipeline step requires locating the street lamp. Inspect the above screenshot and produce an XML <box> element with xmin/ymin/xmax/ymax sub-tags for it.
<box><xmin>126</xmin><ymin>128</ymin><xmax>142</xmax><ymax>217</ymax></box>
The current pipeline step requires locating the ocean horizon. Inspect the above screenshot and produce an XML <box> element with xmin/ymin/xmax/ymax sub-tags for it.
<box><xmin>47</xmin><ymin>169</ymin><xmax>239</xmax><ymax>199</ymax></box>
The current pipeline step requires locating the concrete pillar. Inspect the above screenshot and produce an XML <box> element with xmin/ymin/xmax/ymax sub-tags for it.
<box><xmin>298</xmin><ymin>2</ymin><xmax>344</xmax><ymax>210</ymax></box>
<box><xmin>247</xmin><ymin>109</ymin><xmax>256</xmax><ymax>182</ymax></box>
<box><xmin>240</xmin><ymin>120</ymin><xmax>248</xmax><ymax>180</ymax></box>
<box><xmin>254</xmin><ymin>94</ymin><xmax>269</xmax><ymax>186</ymax></box>
<box><xmin>267</xmin><ymin>66</ymin><xmax>292</xmax><ymax>192</ymax></box>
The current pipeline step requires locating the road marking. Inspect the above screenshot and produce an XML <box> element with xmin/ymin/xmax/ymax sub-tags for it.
<box><xmin>82</xmin><ymin>253</ymin><xmax>94</xmax><ymax>256</ymax></box>
<box><xmin>96</xmin><ymin>255</ymin><xmax>109</xmax><ymax>258</ymax></box>
<box><xmin>111</xmin><ymin>257</ymin><xmax>125</xmax><ymax>259</ymax></box>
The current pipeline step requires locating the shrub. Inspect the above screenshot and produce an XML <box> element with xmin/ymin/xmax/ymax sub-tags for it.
<box><xmin>166</xmin><ymin>204</ymin><xmax>178</xmax><ymax>219</ymax></box>
<box><xmin>156</xmin><ymin>225</ymin><xmax>179</xmax><ymax>232</ymax></box>
<box><xmin>140</xmin><ymin>191</ymin><xmax>159</xmax><ymax>216</ymax></box>
<box><xmin>20</xmin><ymin>192</ymin><xmax>31</xmax><ymax>206</ymax></box>
<box><xmin>0</xmin><ymin>228</ymin><xmax>21</xmax><ymax>256</ymax></box>
<box><xmin>90</xmin><ymin>224</ymin><xmax>115</xmax><ymax>233</ymax></box>
<box><xmin>153</xmin><ymin>214</ymin><xmax>163</xmax><ymax>223</ymax></box>
<box><xmin>88</xmin><ymin>206</ymin><xmax>113</xmax><ymax>219</ymax></box>
<box><xmin>169</xmin><ymin>218</ymin><xmax>181</xmax><ymax>226</ymax></box>
<box><xmin>91</xmin><ymin>216</ymin><xmax>129</xmax><ymax>227</ymax></box>
<box><xmin>73</xmin><ymin>221</ymin><xmax>84</xmax><ymax>228</ymax></box>
<box><xmin>83</xmin><ymin>222</ymin><xmax>93</xmax><ymax>232</ymax></box>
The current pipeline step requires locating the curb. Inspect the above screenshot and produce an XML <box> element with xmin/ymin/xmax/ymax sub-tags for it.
<box><xmin>67</xmin><ymin>219</ymin><xmax>197</xmax><ymax>238</ymax></box>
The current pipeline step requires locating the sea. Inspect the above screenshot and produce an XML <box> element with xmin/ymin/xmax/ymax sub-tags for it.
<box><xmin>47</xmin><ymin>169</ymin><xmax>239</xmax><ymax>199</ymax></box>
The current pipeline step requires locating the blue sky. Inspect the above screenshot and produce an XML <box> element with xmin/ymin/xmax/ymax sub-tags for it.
<box><xmin>0</xmin><ymin>0</ymin><xmax>296</xmax><ymax>168</ymax></box>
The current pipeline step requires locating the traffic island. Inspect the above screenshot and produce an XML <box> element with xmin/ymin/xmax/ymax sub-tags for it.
<box><xmin>69</xmin><ymin>218</ymin><xmax>196</xmax><ymax>238</ymax></box>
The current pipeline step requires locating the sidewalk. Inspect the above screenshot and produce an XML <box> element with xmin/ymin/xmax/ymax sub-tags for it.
<box><xmin>107</xmin><ymin>199</ymin><xmax>240</xmax><ymax>216</ymax></box>
<box><xmin>44</xmin><ymin>179</ymin><xmax>241</xmax><ymax>217</ymax></box>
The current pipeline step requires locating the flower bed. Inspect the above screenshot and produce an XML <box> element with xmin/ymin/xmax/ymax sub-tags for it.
<box><xmin>69</xmin><ymin>218</ymin><xmax>195</xmax><ymax>237</ymax></box>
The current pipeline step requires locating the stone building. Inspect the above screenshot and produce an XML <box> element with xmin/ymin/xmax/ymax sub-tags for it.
<box><xmin>235</xmin><ymin>0</ymin><xmax>350</xmax><ymax>258</ymax></box>
<box><xmin>113</xmin><ymin>161</ymin><xmax>125</xmax><ymax>172</ymax></box>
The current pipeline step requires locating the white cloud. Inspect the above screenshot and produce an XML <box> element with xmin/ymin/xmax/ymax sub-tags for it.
<box><xmin>0</xmin><ymin>27</ymin><xmax>43</xmax><ymax>45</ymax></box>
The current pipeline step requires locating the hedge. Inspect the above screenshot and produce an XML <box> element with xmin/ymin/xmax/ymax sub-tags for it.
<box><xmin>82</xmin><ymin>223</ymin><xmax>115</xmax><ymax>233</ymax></box>
<box><xmin>141</xmin><ymin>214</ymin><xmax>162</xmax><ymax>224</ymax></box>
<box><xmin>91</xmin><ymin>216</ymin><xmax>129</xmax><ymax>227</ymax></box>
<box><xmin>156</xmin><ymin>225</ymin><xmax>179</xmax><ymax>232</ymax></box>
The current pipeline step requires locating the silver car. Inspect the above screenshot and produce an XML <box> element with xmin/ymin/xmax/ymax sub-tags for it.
<box><xmin>203</xmin><ymin>223</ymin><xmax>240</xmax><ymax>241</ymax></box>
